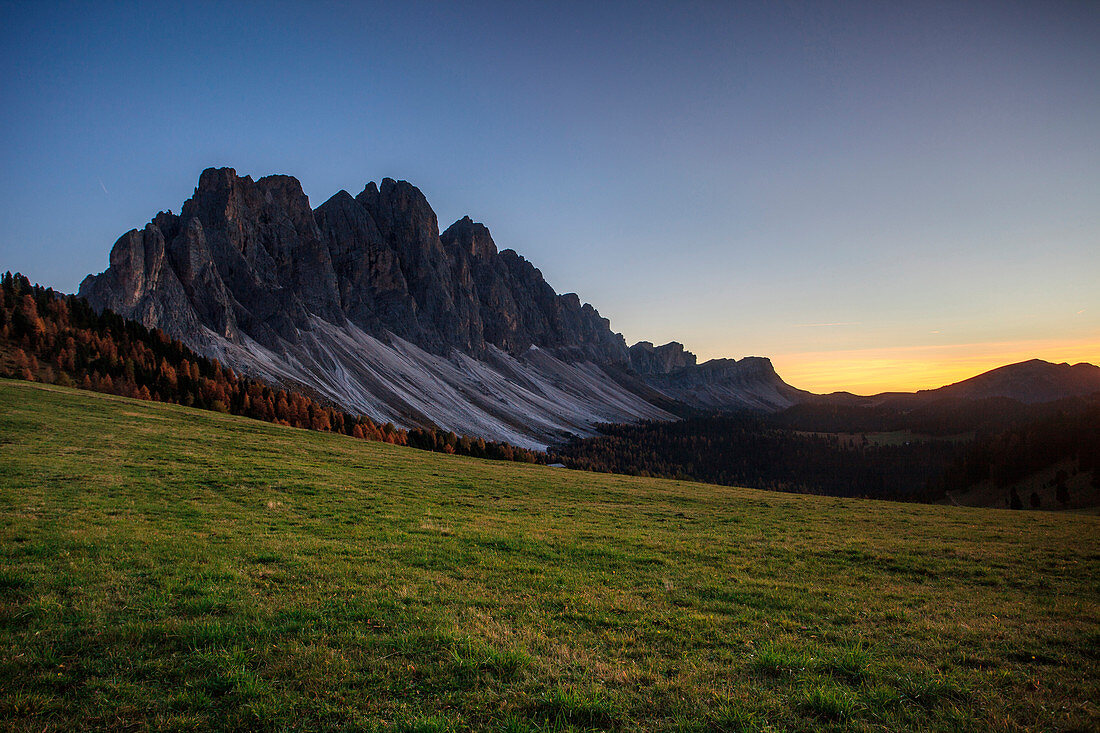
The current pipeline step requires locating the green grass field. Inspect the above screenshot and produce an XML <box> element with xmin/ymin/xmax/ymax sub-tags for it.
<box><xmin>1</xmin><ymin>379</ymin><xmax>1097</xmax><ymax>731</ymax></box>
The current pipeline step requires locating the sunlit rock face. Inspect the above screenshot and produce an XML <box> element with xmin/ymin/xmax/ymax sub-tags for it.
<box><xmin>80</xmin><ymin>167</ymin><xmax>804</xmax><ymax>447</ymax></box>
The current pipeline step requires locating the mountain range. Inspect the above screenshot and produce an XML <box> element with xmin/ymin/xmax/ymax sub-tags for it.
<box><xmin>79</xmin><ymin>168</ymin><xmax>802</xmax><ymax>448</ymax></box>
<box><xmin>79</xmin><ymin>167</ymin><xmax>1099</xmax><ymax>448</ymax></box>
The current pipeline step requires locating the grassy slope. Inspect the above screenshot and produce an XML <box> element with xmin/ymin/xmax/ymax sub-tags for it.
<box><xmin>945</xmin><ymin>460</ymin><xmax>1099</xmax><ymax>512</ymax></box>
<box><xmin>1</xmin><ymin>379</ymin><xmax>1097</xmax><ymax>732</ymax></box>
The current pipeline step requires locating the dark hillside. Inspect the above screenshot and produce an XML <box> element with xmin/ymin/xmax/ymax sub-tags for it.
<box><xmin>553</xmin><ymin>414</ymin><xmax>958</xmax><ymax>501</ymax></box>
<box><xmin>555</xmin><ymin>402</ymin><xmax>1100</xmax><ymax>506</ymax></box>
<box><xmin>939</xmin><ymin>396</ymin><xmax>1100</xmax><ymax>509</ymax></box>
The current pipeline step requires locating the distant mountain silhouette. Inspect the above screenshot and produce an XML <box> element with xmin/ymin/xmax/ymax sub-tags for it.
<box><xmin>921</xmin><ymin>359</ymin><xmax>1100</xmax><ymax>403</ymax></box>
<box><xmin>773</xmin><ymin>360</ymin><xmax>1100</xmax><ymax>437</ymax></box>
<box><xmin>812</xmin><ymin>359</ymin><xmax>1100</xmax><ymax>407</ymax></box>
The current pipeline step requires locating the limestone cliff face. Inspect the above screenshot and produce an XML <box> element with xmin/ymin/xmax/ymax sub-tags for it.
<box><xmin>644</xmin><ymin>356</ymin><xmax>810</xmax><ymax>412</ymax></box>
<box><xmin>628</xmin><ymin>341</ymin><xmax>697</xmax><ymax>375</ymax></box>
<box><xmin>81</xmin><ymin>166</ymin><xmax>807</xmax><ymax>444</ymax></box>
<box><xmin>79</xmin><ymin>223</ymin><xmax>207</xmax><ymax>342</ymax></box>
<box><xmin>82</xmin><ymin>167</ymin><xmax>628</xmax><ymax>364</ymax></box>
<box><xmin>439</xmin><ymin>216</ymin><xmax>629</xmax><ymax>362</ymax></box>
<box><xmin>79</xmin><ymin>167</ymin><xmax>663</xmax><ymax>446</ymax></box>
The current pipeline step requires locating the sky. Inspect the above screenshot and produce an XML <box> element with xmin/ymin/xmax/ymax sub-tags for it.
<box><xmin>1</xmin><ymin>0</ymin><xmax>1097</xmax><ymax>395</ymax></box>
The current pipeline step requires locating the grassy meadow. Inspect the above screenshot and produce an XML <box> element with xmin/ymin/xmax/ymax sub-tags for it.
<box><xmin>1</xmin><ymin>379</ymin><xmax>1097</xmax><ymax>731</ymax></box>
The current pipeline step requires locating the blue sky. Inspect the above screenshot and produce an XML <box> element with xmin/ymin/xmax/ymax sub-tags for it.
<box><xmin>2</xmin><ymin>1</ymin><xmax>1097</xmax><ymax>392</ymax></box>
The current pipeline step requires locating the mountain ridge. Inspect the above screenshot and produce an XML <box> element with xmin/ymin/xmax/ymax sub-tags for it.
<box><xmin>809</xmin><ymin>359</ymin><xmax>1100</xmax><ymax>409</ymax></box>
<box><xmin>79</xmin><ymin>167</ymin><xmax>801</xmax><ymax>447</ymax></box>
<box><xmin>78</xmin><ymin>167</ymin><xmax>1094</xmax><ymax>447</ymax></box>
<box><xmin>925</xmin><ymin>359</ymin><xmax>1100</xmax><ymax>403</ymax></box>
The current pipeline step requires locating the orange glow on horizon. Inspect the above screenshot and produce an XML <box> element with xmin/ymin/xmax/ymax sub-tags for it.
<box><xmin>771</xmin><ymin>337</ymin><xmax>1100</xmax><ymax>395</ymax></box>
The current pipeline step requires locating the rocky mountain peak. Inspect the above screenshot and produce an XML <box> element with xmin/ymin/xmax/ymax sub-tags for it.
<box><xmin>441</xmin><ymin>216</ymin><xmax>498</xmax><ymax>260</ymax></box>
<box><xmin>638</xmin><ymin>354</ymin><xmax>808</xmax><ymax>412</ymax></box>
<box><xmin>196</xmin><ymin>166</ymin><xmax>245</xmax><ymax>191</ymax></box>
<box><xmin>629</xmin><ymin>341</ymin><xmax>697</xmax><ymax>375</ymax></box>
<box><xmin>82</xmin><ymin>166</ymin><xmax>636</xmax><ymax>364</ymax></box>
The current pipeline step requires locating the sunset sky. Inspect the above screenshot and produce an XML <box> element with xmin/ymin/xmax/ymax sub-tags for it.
<box><xmin>1</xmin><ymin>1</ymin><xmax>1097</xmax><ymax>395</ymax></box>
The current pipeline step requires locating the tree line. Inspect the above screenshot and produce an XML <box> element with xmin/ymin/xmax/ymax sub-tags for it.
<box><xmin>0</xmin><ymin>273</ymin><xmax>546</xmax><ymax>465</ymax></box>
<box><xmin>551</xmin><ymin>414</ymin><xmax>957</xmax><ymax>501</ymax></box>
<box><xmin>936</xmin><ymin>396</ymin><xmax>1100</xmax><ymax>505</ymax></box>
<box><xmin>553</xmin><ymin>402</ymin><xmax>1099</xmax><ymax>504</ymax></box>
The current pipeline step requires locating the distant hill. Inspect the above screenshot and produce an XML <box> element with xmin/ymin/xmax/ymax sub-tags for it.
<box><xmin>815</xmin><ymin>359</ymin><xmax>1100</xmax><ymax>408</ymax></box>
<box><xmin>925</xmin><ymin>359</ymin><xmax>1100</xmax><ymax>403</ymax></box>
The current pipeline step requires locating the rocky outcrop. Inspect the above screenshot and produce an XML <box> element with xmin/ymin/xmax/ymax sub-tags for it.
<box><xmin>643</xmin><ymin>356</ymin><xmax>810</xmax><ymax>412</ymax></box>
<box><xmin>79</xmin><ymin>224</ymin><xmax>207</xmax><ymax>342</ymax></box>
<box><xmin>622</xmin><ymin>341</ymin><xmax>804</xmax><ymax>412</ymax></box>
<box><xmin>629</xmin><ymin>341</ymin><xmax>697</xmax><ymax>375</ymax></box>
<box><xmin>438</xmin><ymin>215</ymin><xmax>629</xmax><ymax>363</ymax></box>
